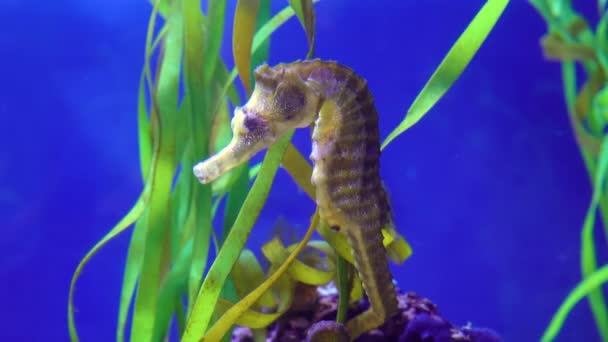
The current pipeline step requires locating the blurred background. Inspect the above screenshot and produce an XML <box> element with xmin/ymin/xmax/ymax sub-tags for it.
<box><xmin>1</xmin><ymin>0</ymin><xmax>600</xmax><ymax>340</ymax></box>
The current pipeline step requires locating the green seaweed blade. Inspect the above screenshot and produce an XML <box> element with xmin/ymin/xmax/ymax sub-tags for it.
<box><xmin>129</xmin><ymin>2</ymin><xmax>182</xmax><ymax>337</ymax></box>
<box><xmin>541</xmin><ymin>135</ymin><xmax>608</xmax><ymax>342</ymax></box>
<box><xmin>578</xmin><ymin>134</ymin><xmax>608</xmax><ymax>341</ymax></box>
<box><xmin>287</xmin><ymin>0</ymin><xmax>315</xmax><ymax>57</ymax></box>
<box><xmin>181</xmin><ymin>131</ymin><xmax>295</xmax><ymax>342</ymax></box>
<box><xmin>542</xmin><ymin>265</ymin><xmax>608</xmax><ymax>342</ymax></box>
<box><xmin>182</xmin><ymin>0</ymin><xmax>215</xmax><ymax>315</ymax></box>
<box><xmin>381</xmin><ymin>0</ymin><xmax>509</xmax><ymax>150</ymax></box>
<box><xmin>68</xmin><ymin>195</ymin><xmax>148</xmax><ymax>342</ymax></box>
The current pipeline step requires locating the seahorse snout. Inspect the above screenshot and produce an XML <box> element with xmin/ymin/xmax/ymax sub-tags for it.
<box><xmin>193</xmin><ymin>108</ymin><xmax>277</xmax><ymax>184</ymax></box>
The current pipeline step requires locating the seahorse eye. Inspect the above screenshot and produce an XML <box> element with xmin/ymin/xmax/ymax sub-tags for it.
<box><xmin>274</xmin><ymin>84</ymin><xmax>306</xmax><ymax>120</ymax></box>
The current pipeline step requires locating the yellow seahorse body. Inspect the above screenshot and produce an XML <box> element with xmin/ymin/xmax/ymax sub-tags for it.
<box><xmin>193</xmin><ymin>60</ymin><xmax>398</xmax><ymax>341</ymax></box>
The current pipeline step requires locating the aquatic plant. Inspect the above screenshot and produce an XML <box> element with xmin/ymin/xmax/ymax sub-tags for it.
<box><xmin>531</xmin><ymin>1</ymin><xmax>608</xmax><ymax>341</ymax></box>
<box><xmin>66</xmin><ymin>0</ymin><xmax>507</xmax><ymax>341</ymax></box>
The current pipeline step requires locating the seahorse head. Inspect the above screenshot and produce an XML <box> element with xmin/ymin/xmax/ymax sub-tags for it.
<box><xmin>193</xmin><ymin>63</ymin><xmax>321</xmax><ymax>184</ymax></box>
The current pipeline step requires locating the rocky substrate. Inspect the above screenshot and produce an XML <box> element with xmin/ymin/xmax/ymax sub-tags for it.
<box><xmin>232</xmin><ymin>284</ymin><xmax>502</xmax><ymax>342</ymax></box>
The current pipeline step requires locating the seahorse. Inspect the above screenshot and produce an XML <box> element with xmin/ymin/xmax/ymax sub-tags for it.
<box><xmin>193</xmin><ymin>59</ymin><xmax>398</xmax><ymax>341</ymax></box>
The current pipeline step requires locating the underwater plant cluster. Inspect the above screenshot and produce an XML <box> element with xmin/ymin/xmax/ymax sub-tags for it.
<box><xmin>64</xmin><ymin>0</ymin><xmax>511</xmax><ymax>341</ymax></box>
<box><xmin>60</xmin><ymin>0</ymin><xmax>608</xmax><ymax>341</ymax></box>
<box><xmin>9</xmin><ymin>0</ymin><xmax>608</xmax><ymax>340</ymax></box>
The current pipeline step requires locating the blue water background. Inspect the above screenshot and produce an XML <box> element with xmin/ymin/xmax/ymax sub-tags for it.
<box><xmin>1</xmin><ymin>0</ymin><xmax>602</xmax><ymax>341</ymax></box>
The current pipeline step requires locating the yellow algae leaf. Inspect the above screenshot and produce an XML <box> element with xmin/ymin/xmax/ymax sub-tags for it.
<box><xmin>233</xmin><ymin>0</ymin><xmax>260</xmax><ymax>94</ymax></box>
<box><xmin>201</xmin><ymin>211</ymin><xmax>320</xmax><ymax>341</ymax></box>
